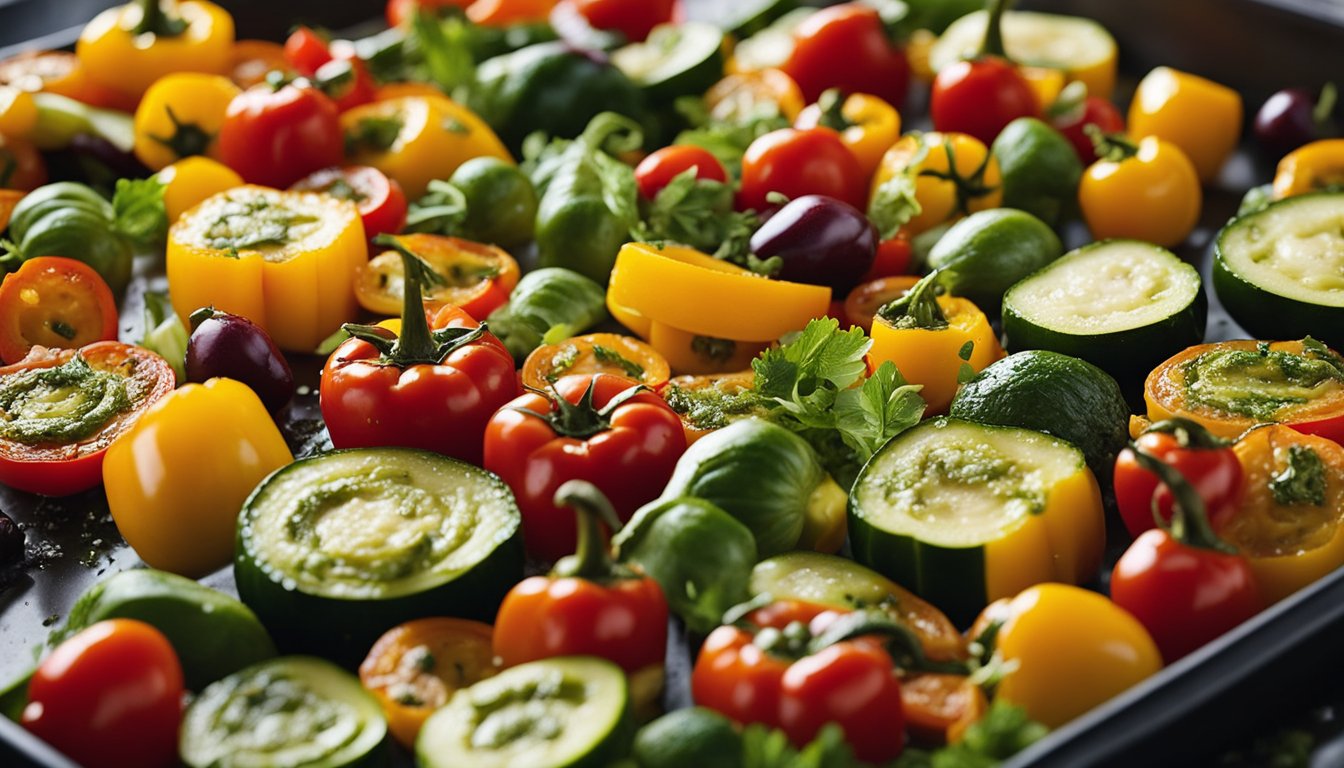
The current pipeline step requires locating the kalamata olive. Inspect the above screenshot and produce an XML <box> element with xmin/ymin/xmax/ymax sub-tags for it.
<box><xmin>1254</xmin><ymin>84</ymin><xmax>1336</xmax><ymax>158</ymax></box>
<box><xmin>185</xmin><ymin>308</ymin><xmax>295</xmax><ymax>412</ymax></box>
<box><xmin>749</xmin><ymin>194</ymin><xmax>877</xmax><ymax>293</ymax></box>
<box><xmin>0</xmin><ymin>511</ymin><xmax>24</xmax><ymax>566</ymax></box>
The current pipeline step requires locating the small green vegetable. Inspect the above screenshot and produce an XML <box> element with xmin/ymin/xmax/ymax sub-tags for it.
<box><xmin>485</xmin><ymin>267</ymin><xmax>609</xmax><ymax>363</ymax></box>
<box><xmin>140</xmin><ymin>292</ymin><xmax>188</xmax><ymax>382</ymax></box>
<box><xmin>631</xmin><ymin>167</ymin><xmax>761</xmax><ymax>268</ymax></box>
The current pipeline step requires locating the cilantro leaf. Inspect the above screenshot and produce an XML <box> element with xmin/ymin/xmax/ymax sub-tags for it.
<box><xmin>111</xmin><ymin>177</ymin><xmax>168</xmax><ymax>247</ymax></box>
<box><xmin>833</xmin><ymin>360</ymin><xmax>926</xmax><ymax>465</ymax></box>
<box><xmin>741</xmin><ymin>723</ymin><xmax>861</xmax><ymax>768</ymax></box>
<box><xmin>891</xmin><ymin>702</ymin><xmax>1049</xmax><ymax>768</ymax></box>
<box><xmin>631</xmin><ymin>167</ymin><xmax>762</xmax><ymax>269</ymax></box>
<box><xmin>868</xmin><ymin>170</ymin><xmax>921</xmax><ymax>240</ymax></box>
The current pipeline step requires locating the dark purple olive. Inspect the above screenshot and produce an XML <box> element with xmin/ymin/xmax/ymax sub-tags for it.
<box><xmin>749</xmin><ymin>194</ymin><xmax>877</xmax><ymax>293</ymax></box>
<box><xmin>185</xmin><ymin>308</ymin><xmax>295</xmax><ymax>412</ymax></box>
<box><xmin>0</xmin><ymin>511</ymin><xmax>24</xmax><ymax>566</ymax></box>
<box><xmin>1254</xmin><ymin>84</ymin><xmax>1336</xmax><ymax>158</ymax></box>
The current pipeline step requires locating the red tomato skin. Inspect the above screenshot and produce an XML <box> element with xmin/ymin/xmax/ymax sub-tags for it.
<box><xmin>634</xmin><ymin>145</ymin><xmax>728</xmax><ymax>200</ymax></box>
<box><xmin>861</xmin><ymin>236</ymin><xmax>913</xmax><ymax>281</ymax></box>
<box><xmin>320</xmin><ymin>307</ymin><xmax>518</xmax><ymax>466</ymax></box>
<box><xmin>483</xmin><ymin>373</ymin><xmax>687</xmax><ymax>562</ymax></box>
<box><xmin>930</xmin><ymin>57</ymin><xmax>1039</xmax><ymax>146</ymax></box>
<box><xmin>283</xmin><ymin>26</ymin><xmax>332</xmax><ymax>76</ymax></box>
<box><xmin>1114</xmin><ymin>432</ymin><xmax>1244</xmax><ymax>538</ymax></box>
<box><xmin>781</xmin><ymin>4</ymin><xmax>909</xmax><ymax>108</ymax></box>
<box><xmin>1052</xmin><ymin>95</ymin><xmax>1125</xmax><ymax>163</ymax></box>
<box><xmin>22</xmin><ymin>620</ymin><xmax>184</xmax><ymax>768</ymax></box>
<box><xmin>1111</xmin><ymin>529</ymin><xmax>1263</xmax><ymax>662</ymax></box>
<box><xmin>739</xmin><ymin>128</ymin><xmax>867</xmax><ymax>212</ymax></box>
<box><xmin>217</xmin><ymin>84</ymin><xmax>344</xmax><ymax>188</ymax></box>
<box><xmin>493</xmin><ymin>574</ymin><xmax>669</xmax><ymax>673</ymax></box>
<box><xmin>570</xmin><ymin>0</ymin><xmax>678</xmax><ymax>43</ymax></box>
<box><xmin>778</xmin><ymin>641</ymin><xmax>905</xmax><ymax>763</ymax></box>
<box><xmin>1291</xmin><ymin>412</ymin><xmax>1344</xmax><ymax>445</ymax></box>
<box><xmin>292</xmin><ymin>165</ymin><xmax>408</xmax><ymax>240</ymax></box>
<box><xmin>386</xmin><ymin>0</ymin><xmax>475</xmax><ymax>28</ymax></box>
<box><xmin>691</xmin><ymin>625</ymin><xmax>789</xmax><ymax>726</ymax></box>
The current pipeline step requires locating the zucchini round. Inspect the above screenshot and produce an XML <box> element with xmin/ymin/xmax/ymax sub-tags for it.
<box><xmin>611</xmin><ymin>22</ymin><xmax>726</xmax><ymax>103</ymax></box>
<box><xmin>417</xmin><ymin>656</ymin><xmax>632</xmax><ymax>768</ymax></box>
<box><xmin>849</xmin><ymin>418</ymin><xmax>1105</xmax><ymax>625</ymax></box>
<box><xmin>235</xmin><ymin>447</ymin><xmax>523</xmax><ymax>666</ymax></box>
<box><xmin>1213</xmin><ymin>191</ymin><xmax>1344</xmax><ymax>349</ymax></box>
<box><xmin>1002</xmin><ymin>239</ymin><xmax>1207</xmax><ymax>380</ymax></box>
<box><xmin>180</xmin><ymin>656</ymin><xmax>388</xmax><ymax>768</ymax></box>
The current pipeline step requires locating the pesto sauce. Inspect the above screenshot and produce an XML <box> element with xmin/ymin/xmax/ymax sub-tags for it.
<box><xmin>663</xmin><ymin>383</ymin><xmax>762</xmax><ymax>430</ymax></box>
<box><xmin>1182</xmin><ymin>345</ymin><xmax>1344</xmax><ymax>421</ymax></box>
<box><xmin>193</xmin><ymin>668</ymin><xmax>361</xmax><ymax>762</ymax></box>
<box><xmin>0</xmin><ymin>355</ymin><xmax>133</xmax><ymax>445</ymax></box>
<box><xmin>204</xmin><ymin>195</ymin><xmax>319</xmax><ymax>251</ymax></box>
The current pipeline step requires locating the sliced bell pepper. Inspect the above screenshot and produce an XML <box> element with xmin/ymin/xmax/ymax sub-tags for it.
<box><xmin>794</xmin><ymin>90</ymin><xmax>902</xmax><ymax>180</ymax></box>
<box><xmin>1272</xmin><ymin>139</ymin><xmax>1344</xmax><ymax>200</ymax></box>
<box><xmin>132</xmin><ymin>72</ymin><xmax>240</xmax><ymax>171</ymax></box>
<box><xmin>166</xmin><ymin>185</ymin><xmax>367</xmax><ymax>353</ymax></box>
<box><xmin>1128</xmin><ymin>66</ymin><xmax>1242</xmax><ymax>183</ymax></box>
<box><xmin>342</xmin><ymin>95</ymin><xmax>512</xmax><ymax>199</ymax></box>
<box><xmin>76</xmin><ymin>0</ymin><xmax>236</xmax><ymax>100</ymax></box>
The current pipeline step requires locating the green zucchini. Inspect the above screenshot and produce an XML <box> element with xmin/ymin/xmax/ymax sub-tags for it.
<box><xmin>417</xmin><ymin>656</ymin><xmax>632</xmax><ymax>768</ymax></box>
<box><xmin>849</xmin><ymin>418</ymin><xmax>1104</xmax><ymax>625</ymax></box>
<box><xmin>1002</xmin><ymin>239</ymin><xmax>1207</xmax><ymax>379</ymax></box>
<box><xmin>697</xmin><ymin>0</ymin><xmax>798</xmax><ymax>38</ymax></box>
<box><xmin>612</xmin><ymin>22</ymin><xmax>726</xmax><ymax>104</ymax></box>
<box><xmin>1213</xmin><ymin>191</ymin><xmax>1344</xmax><ymax>349</ymax></box>
<box><xmin>234</xmin><ymin>448</ymin><xmax>523</xmax><ymax>666</ymax></box>
<box><xmin>180</xmin><ymin>656</ymin><xmax>388</xmax><ymax>768</ymax></box>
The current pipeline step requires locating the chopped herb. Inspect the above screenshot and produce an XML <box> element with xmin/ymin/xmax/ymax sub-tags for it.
<box><xmin>544</xmin><ymin>344</ymin><xmax>580</xmax><ymax>383</ymax></box>
<box><xmin>663</xmin><ymin>382</ymin><xmax>762</xmax><ymax>431</ymax></box>
<box><xmin>593</xmin><ymin>344</ymin><xmax>644</xmax><ymax>379</ymax></box>
<box><xmin>203</xmin><ymin>195</ymin><xmax>318</xmax><ymax>251</ymax></box>
<box><xmin>1270</xmin><ymin>445</ymin><xmax>1327</xmax><ymax>506</ymax></box>
<box><xmin>48</xmin><ymin>320</ymin><xmax>77</xmax><ymax>340</ymax></box>
<box><xmin>345</xmin><ymin>115</ymin><xmax>404</xmax><ymax>154</ymax></box>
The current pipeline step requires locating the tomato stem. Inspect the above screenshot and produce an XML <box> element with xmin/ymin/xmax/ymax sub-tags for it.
<box><xmin>133</xmin><ymin>0</ymin><xmax>189</xmax><ymax>37</ymax></box>
<box><xmin>815</xmin><ymin>89</ymin><xmax>856</xmax><ymax>133</ymax></box>
<box><xmin>979</xmin><ymin>0</ymin><xmax>1014</xmax><ymax>60</ymax></box>
<box><xmin>918</xmin><ymin>139</ymin><xmax>998</xmax><ymax>215</ymax></box>
<box><xmin>551</xmin><ymin>479</ymin><xmax>630</xmax><ymax>580</ymax></box>
<box><xmin>512</xmin><ymin>380</ymin><xmax>648</xmax><ymax>440</ymax></box>
<box><xmin>877</xmin><ymin>271</ymin><xmax>949</xmax><ymax>330</ymax></box>
<box><xmin>1131</xmin><ymin>448</ymin><xmax>1238</xmax><ymax>554</ymax></box>
<box><xmin>1086</xmin><ymin>125</ymin><xmax>1139</xmax><ymax>163</ymax></box>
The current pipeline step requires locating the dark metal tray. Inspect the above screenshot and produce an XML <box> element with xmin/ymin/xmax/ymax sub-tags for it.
<box><xmin>2</xmin><ymin>1</ymin><xmax>1343</xmax><ymax>766</ymax></box>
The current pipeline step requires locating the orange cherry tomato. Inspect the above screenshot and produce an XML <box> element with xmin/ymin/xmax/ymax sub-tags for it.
<box><xmin>0</xmin><ymin>257</ymin><xmax>119</xmax><ymax>364</ymax></box>
<box><xmin>521</xmin><ymin>332</ymin><xmax>671</xmax><ymax>393</ymax></box>
<box><xmin>354</xmin><ymin>233</ymin><xmax>520</xmax><ymax>320</ymax></box>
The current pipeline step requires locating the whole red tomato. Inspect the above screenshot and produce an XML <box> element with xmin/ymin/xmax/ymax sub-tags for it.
<box><xmin>1114</xmin><ymin>420</ymin><xmax>1243</xmax><ymax>538</ymax></box>
<box><xmin>483</xmin><ymin>372</ymin><xmax>687</xmax><ymax>561</ymax></box>
<box><xmin>931</xmin><ymin>57</ymin><xmax>1038</xmax><ymax>146</ymax></box>
<box><xmin>739</xmin><ymin>127</ymin><xmax>866</xmax><ymax>211</ymax></box>
<box><xmin>292</xmin><ymin>165</ymin><xmax>408</xmax><ymax>239</ymax></box>
<box><xmin>567</xmin><ymin>0</ymin><xmax>678</xmax><ymax>43</ymax></box>
<box><xmin>282</xmin><ymin>26</ymin><xmax>332</xmax><ymax>75</ymax></box>
<box><xmin>781</xmin><ymin>4</ymin><xmax>909</xmax><ymax>108</ymax></box>
<box><xmin>1052</xmin><ymin>94</ymin><xmax>1126</xmax><ymax>163</ymax></box>
<box><xmin>22</xmin><ymin>619</ymin><xmax>184</xmax><ymax>768</ymax></box>
<box><xmin>217</xmin><ymin>82</ymin><xmax>344</xmax><ymax>188</ymax></box>
<box><xmin>634</xmin><ymin>145</ymin><xmax>728</xmax><ymax>200</ymax></box>
<box><xmin>1111</xmin><ymin>528</ymin><xmax>1262</xmax><ymax>662</ymax></box>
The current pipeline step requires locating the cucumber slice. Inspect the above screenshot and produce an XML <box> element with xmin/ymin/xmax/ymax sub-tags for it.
<box><xmin>930</xmin><ymin>10</ymin><xmax>1118</xmax><ymax>97</ymax></box>
<box><xmin>698</xmin><ymin>0</ymin><xmax>798</xmax><ymax>38</ymax></box>
<box><xmin>181</xmin><ymin>656</ymin><xmax>388</xmax><ymax>768</ymax></box>
<box><xmin>1002</xmin><ymin>239</ymin><xmax>1207</xmax><ymax>379</ymax></box>
<box><xmin>1214</xmin><ymin>191</ymin><xmax>1344</xmax><ymax>349</ymax></box>
<box><xmin>235</xmin><ymin>447</ymin><xmax>522</xmax><ymax>666</ymax></box>
<box><xmin>417</xmin><ymin>656</ymin><xmax>632</xmax><ymax>768</ymax></box>
<box><xmin>612</xmin><ymin>22</ymin><xmax>726</xmax><ymax>103</ymax></box>
<box><xmin>730</xmin><ymin>8</ymin><xmax>813</xmax><ymax>72</ymax></box>
<box><xmin>850</xmin><ymin>417</ymin><xmax>1102</xmax><ymax>624</ymax></box>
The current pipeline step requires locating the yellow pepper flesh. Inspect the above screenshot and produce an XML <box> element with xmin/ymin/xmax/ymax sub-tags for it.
<box><xmin>77</xmin><ymin>0</ymin><xmax>235</xmax><ymax>100</ymax></box>
<box><xmin>1128</xmin><ymin>66</ymin><xmax>1242</xmax><ymax>183</ymax></box>
<box><xmin>869</xmin><ymin>132</ymin><xmax>1002</xmax><ymax>236</ymax></box>
<box><xmin>103</xmin><ymin>378</ymin><xmax>292</xmax><ymax>578</ymax></box>
<box><xmin>133</xmin><ymin>72</ymin><xmax>239</xmax><ymax>171</ymax></box>
<box><xmin>156</xmin><ymin>155</ymin><xmax>244</xmax><ymax>223</ymax></box>
<box><xmin>796</xmin><ymin>92</ymin><xmax>901</xmax><ymax>181</ymax></box>
<box><xmin>1272</xmin><ymin>139</ymin><xmax>1344</xmax><ymax>200</ymax></box>
<box><xmin>0</xmin><ymin>86</ymin><xmax>38</xmax><ymax>139</ymax></box>
<box><xmin>867</xmin><ymin>295</ymin><xmax>1004</xmax><ymax>414</ymax></box>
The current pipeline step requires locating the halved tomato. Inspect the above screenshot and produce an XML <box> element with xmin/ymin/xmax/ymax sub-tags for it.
<box><xmin>292</xmin><ymin>165</ymin><xmax>408</xmax><ymax>240</ymax></box>
<box><xmin>354</xmin><ymin>233</ymin><xmax>520</xmax><ymax>320</ymax></box>
<box><xmin>522</xmin><ymin>332</ymin><xmax>670</xmax><ymax>393</ymax></box>
<box><xmin>0</xmin><ymin>257</ymin><xmax>119</xmax><ymax>364</ymax></box>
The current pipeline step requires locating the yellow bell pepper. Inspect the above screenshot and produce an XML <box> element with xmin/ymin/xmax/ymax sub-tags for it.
<box><xmin>133</xmin><ymin>72</ymin><xmax>239</xmax><ymax>171</ymax></box>
<box><xmin>869</xmin><ymin>131</ymin><xmax>1002</xmax><ymax>236</ymax></box>
<box><xmin>704</xmin><ymin>69</ymin><xmax>806</xmax><ymax>123</ymax></box>
<box><xmin>166</xmin><ymin>185</ymin><xmax>367</xmax><ymax>352</ymax></box>
<box><xmin>607</xmin><ymin>242</ymin><xmax>831</xmax><ymax>344</ymax></box>
<box><xmin>342</xmin><ymin>95</ymin><xmax>512</xmax><ymax>200</ymax></box>
<box><xmin>795</xmin><ymin>90</ymin><xmax>901</xmax><ymax>180</ymax></box>
<box><xmin>866</xmin><ymin>273</ymin><xmax>1004</xmax><ymax>413</ymax></box>
<box><xmin>1223</xmin><ymin>425</ymin><xmax>1344</xmax><ymax>604</ymax></box>
<box><xmin>103</xmin><ymin>377</ymin><xmax>292</xmax><ymax>578</ymax></box>
<box><xmin>982</xmin><ymin>584</ymin><xmax>1161</xmax><ymax>728</ymax></box>
<box><xmin>1128</xmin><ymin>66</ymin><xmax>1242</xmax><ymax>183</ymax></box>
<box><xmin>77</xmin><ymin>0</ymin><xmax>235</xmax><ymax>101</ymax></box>
<box><xmin>647</xmin><ymin>321</ymin><xmax>769</xmax><ymax>376</ymax></box>
<box><xmin>0</xmin><ymin>86</ymin><xmax>38</xmax><ymax>139</ymax></box>
<box><xmin>1018</xmin><ymin>66</ymin><xmax>1066</xmax><ymax>113</ymax></box>
<box><xmin>156</xmin><ymin>155</ymin><xmax>244</xmax><ymax>222</ymax></box>
<box><xmin>1272</xmin><ymin>139</ymin><xmax>1344</xmax><ymax>200</ymax></box>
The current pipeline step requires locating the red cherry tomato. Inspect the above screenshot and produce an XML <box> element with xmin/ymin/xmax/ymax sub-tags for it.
<box><xmin>217</xmin><ymin>82</ymin><xmax>344</xmax><ymax>188</ymax></box>
<box><xmin>282</xmin><ymin>26</ymin><xmax>332</xmax><ymax>76</ymax></box>
<box><xmin>0</xmin><ymin>257</ymin><xmax>119</xmax><ymax>364</ymax></box>
<box><xmin>314</xmin><ymin>55</ymin><xmax>377</xmax><ymax>113</ymax></box>
<box><xmin>292</xmin><ymin>165</ymin><xmax>408</xmax><ymax>240</ymax></box>
<box><xmin>634</xmin><ymin>145</ymin><xmax>728</xmax><ymax>200</ymax></box>
<box><xmin>739</xmin><ymin>127</ymin><xmax>866</xmax><ymax>211</ymax></box>
<box><xmin>781</xmin><ymin>4</ymin><xmax>909</xmax><ymax>108</ymax></box>
<box><xmin>930</xmin><ymin>57</ymin><xmax>1038</xmax><ymax>146</ymax></box>
<box><xmin>1113</xmin><ymin>424</ymin><xmax>1244</xmax><ymax>538</ymax></box>
<box><xmin>1052</xmin><ymin>95</ymin><xmax>1126</xmax><ymax>163</ymax></box>
<box><xmin>567</xmin><ymin>0</ymin><xmax>678</xmax><ymax>43</ymax></box>
<box><xmin>861</xmin><ymin>236</ymin><xmax>914</xmax><ymax>282</ymax></box>
<box><xmin>22</xmin><ymin>619</ymin><xmax>184</xmax><ymax>768</ymax></box>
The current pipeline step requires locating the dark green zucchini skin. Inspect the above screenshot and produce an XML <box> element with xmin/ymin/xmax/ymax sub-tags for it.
<box><xmin>846</xmin><ymin>509</ymin><xmax>987</xmax><ymax>627</ymax></box>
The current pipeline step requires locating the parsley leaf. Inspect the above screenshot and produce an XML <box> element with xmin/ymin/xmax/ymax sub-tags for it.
<box><xmin>111</xmin><ymin>177</ymin><xmax>169</xmax><ymax>247</ymax></box>
<box><xmin>891</xmin><ymin>702</ymin><xmax>1049</xmax><ymax>768</ymax></box>
<box><xmin>868</xmin><ymin>170</ymin><xmax>921</xmax><ymax>240</ymax></box>
<box><xmin>631</xmin><ymin>167</ymin><xmax>762</xmax><ymax>269</ymax></box>
<box><xmin>833</xmin><ymin>360</ymin><xmax>926</xmax><ymax>465</ymax></box>
<box><xmin>742</xmin><ymin>723</ymin><xmax>860</xmax><ymax>768</ymax></box>
<box><xmin>1270</xmin><ymin>444</ymin><xmax>1327</xmax><ymax>506</ymax></box>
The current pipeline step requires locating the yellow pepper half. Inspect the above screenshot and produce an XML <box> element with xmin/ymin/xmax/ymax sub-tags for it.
<box><xmin>608</xmin><ymin>242</ymin><xmax>831</xmax><ymax>344</ymax></box>
<box><xmin>103</xmin><ymin>377</ymin><xmax>292</xmax><ymax>578</ymax></box>
<box><xmin>869</xmin><ymin>131</ymin><xmax>1002</xmax><ymax>237</ymax></box>
<box><xmin>133</xmin><ymin>72</ymin><xmax>239</xmax><ymax>171</ymax></box>
<box><xmin>167</xmin><ymin>185</ymin><xmax>367</xmax><ymax>352</ymax></box>
<box><xmin>1272</xmin><ymin>139</ymin><xmax>1344</xmax><ymax>200</ymax></box>
<box><xmin>77</xmin><ymin>0</ymin><xmax>235</xmax><ymax>101</ymax></box>
<box><xmin>156</xmin><ymin>155</ymin><xmax>244</xmax><ymax>222</ymax></box>
<box><xmin>0</xmin><ymin>86</ymin><xmax>38</xmax><ymax>139</ymax></box>
<box><xmin>1128</xmin><ymin>66</ymin><xmax>1242</xmax><ymax>183</ymax></box>
<box><xmin>705</xmin><ymin>69</ymin><xmax>806</xmax><ymax>123</ymax></box>
<box><xmin>1224</xmin><ymin>425</ymin><xmax>1344</xmax><ymax>604</ymax></box>
<box><xmin>795</xmin><ymin>90</ymin><xmax>901</xmax><ymax>180</ymax></box>
<box><xmin>342</xmin><ymin>95</ymin><xmax>512</xmax><ymax>200</ymax></box>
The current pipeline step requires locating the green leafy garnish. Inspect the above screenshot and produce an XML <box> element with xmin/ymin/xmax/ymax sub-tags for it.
<box><xmin>631</xmin><ymin>167</ymin><xmax>762</xmax><ymax>270</ymax></box>
<box><xmin>868</xmin><ymin>171</ymin><xmax>921</xmax><ymax>240</ymax></box>
<box><xmin>892</xmin><ymin>702</ymin><xmax>1049</xmax><ymax>768</ymax></box>
<box><xmin>592</xmin><ymin>344</ymin><xmax>644</xmax><ymax>379</ymax></box>
<box><xmin>544</xmin><ymin>344</ymin><xmax>580</xmax><ymax>383</ymax></box>
<box><xmin>1270</xmin><ymin>445</ymin><xmax>1328</xmax><ymax>506</ymax></box>
<box><xmin>414</xmin><ymin>13</ymin><xmax>476</xmax><ymax>92</ymax></box>
<box><xmin>345</xmin><ymin>115</ymin><xmax>405</xmax><ymax>154</ymax></box>
<box><xmin>663</xmin><ymin>382</ymin><xmax>762</xmax><ymax>431</ymax></box>
<box><xmin>742</xmin><ymin>723</ymin><xmax>860</xmax><ymax>768</ymax></box>
<box><xmin>111</xmin><ymin>177</ymin><xmax>169</xmax><ymax>247</ymax></box>
<box><xmin>673</xmin><ymin>95</ymin><xmax>790</xmax><ymax>180</ymax></box>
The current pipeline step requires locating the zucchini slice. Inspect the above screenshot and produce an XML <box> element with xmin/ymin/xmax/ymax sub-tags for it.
<box><xmin>611</xmin><ymin>22</ymin><xmax>726</xmax><ymax>103</ymax></box>
<box><xmin>235</xmin><ymin>447</ymin><xmax>523</xmax><ymax>666</ymax></box>
<box><xmin>417</xmin><ymin>656</ymin><xmax>632</xmax><ymax>768</ymax></box>
<box><xmin>1002</xmin><ymin>239</ymin><xmax>1206</xmax><ymax>380</ymax></box>
<box><xmin>849</xmin><ymin>418</ymin><xmax>1104</xmax><ymax>625</ymax></box>
<box><xmin>180</xmin><ymin>656</ymin><xmax>388</xmax><ymax>768</ymax></box>
<box><xmin>1213</xmin><ymin>191</ymin><xmax>1344</xmax><ymax>349</ymax></box>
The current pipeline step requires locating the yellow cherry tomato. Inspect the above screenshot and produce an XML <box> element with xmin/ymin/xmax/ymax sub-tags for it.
<box><xmin>133</xmin><ymin>72</ymin><xmax>239</xmax><ymax>171</ymax></box>
<box><xmin>1078</xmin><ymin>135</ymin><xmax>1201</xmax><ymax>248</ymax></box>
<box><xmin>1128</xmin><ymin>66</ymin><xmax>1242</xmax><ymax>183</ymax></box>
<box><xmin>103</xmin><ymin>377</ymin><xmax>292</xmax><ymax>577</ymax></box>
<box><xmin>342</xmin><ymin>95</ymin><xmax>512</xmax><ymax>199</ymax></box>
<box><xmin>988</xmin><ymin>584</ymin><xmax>1162</xmax><ymax>728</ymax></box>
<box><xmin>1272</xmin><ymin>139</ymin><xmax>1344</xmax><ymax>200</ymax></box>
<box><xmin>795</xmin><ymin>91</ymin><xmax>901</xmax><ymax>180</ymax></box>
<box><xmin>156</xmin><ymin>155</ymin><xmax>244</xmax><ymax>222</ymax></box>
<box><xmin>77</xmin><ymin>0</ymin><xmax>235</xmax><ymax>100</ymax></box>
<box><xmin>869</xmin><ymin>131</ymin><xmax>1002</xmax><ymax>236</ymax></box>
<box><xmin>0</xmin><ymin>86</ymin><xmax>38</xmax><ymax>139</ymax></box>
